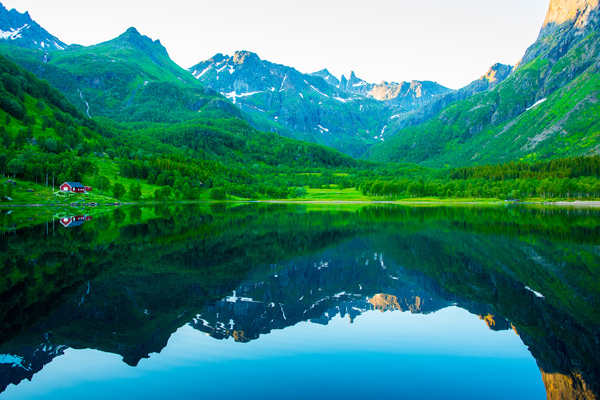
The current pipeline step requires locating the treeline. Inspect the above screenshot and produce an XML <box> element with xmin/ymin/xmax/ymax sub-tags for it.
<box><xmin>356</xmin><ymin>176</ymin><xmax>600</xmax><ymax>200</ymax></box>
<box><xmin>111</xmin><ymin>117</ymin><xmax>361</xmax><ymax>200</ymax></box>
<box><xmin>451</xmin><ymin>156</ymin><xmax>600</xmax><ymax>181</ymax></box>
<box><xmin>354</xmin><ymin>156</ymin><xmax>600</xmax><ymax>200</ymax></box>
<box><xmin>0</xmin><ymin>151</ymin><xmax>93</xmax><ymax>185</ymax></box>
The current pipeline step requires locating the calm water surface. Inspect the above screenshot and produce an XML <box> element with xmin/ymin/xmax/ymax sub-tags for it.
<box><xmin>0</xmin><ymin>204</ymin><xmax>598</xmax><ymax>399</ymax></box>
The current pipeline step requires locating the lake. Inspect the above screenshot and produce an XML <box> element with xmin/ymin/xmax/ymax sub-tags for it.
<box><xmin>0</xmin><ymin>203</ymin><xmax>598</xmax><ymax>399</ymax></box>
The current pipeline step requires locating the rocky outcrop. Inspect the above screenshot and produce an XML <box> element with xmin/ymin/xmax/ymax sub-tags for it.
<box><xmin>540</xmin><ymin>0</ymin><xmax>599</xmax><ymax>39</ymax></box>
<box><xmin>112</xmin><ymin>27</ymin><xmax>170</xmax><ymax>59</ymax></box>
<box><xmin>311</xmin><ymin>68</ymin><xmax>340</xmax><ymax>87</ymax></box>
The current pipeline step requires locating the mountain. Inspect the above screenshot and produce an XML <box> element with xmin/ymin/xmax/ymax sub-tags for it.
<box><xmin>189</xmin><ymin>51</ymin><xmax>391</xmax><ymax>157</ymax></box>
<box><xmin>189</xmin><ymin>52</ymin><xmax>454</xmax><ymax>157</ymax></box>
<box><xmin>0</xmin><ymin>39</ymin><xmax>361</xmax><ymax>205</ymax></box>
<box><xmin>369</xmin><ymin>0</ymin><xmax>600</xmax><ymax>166</ymax></box>
<box><xmin>3</xmin><ymin>0</ymin><xmax>597</xmax><ymax>168</ymax></box>
<box><xmin>0</xmin><ymin>2</ymin><xmax>66</xmax><ymax>51</ymax></box>
<box><xmin>384</xmin><ymin>63</ymin><xmax>513</xmax><ymax>133</ymax></box>
<box><xmin>0</xmin><ymin>27</ymin><xmax>243</xmax><ymax>123</ymax></box>
<box><xmin>318</xmin><ymin>70</ymin><xmax>452</xmax><ymax>109</ymax></box>
<box><xmin>311</xmin><ymin>68</ymin><xmax>340</xmax><ymax>87</ymax></box>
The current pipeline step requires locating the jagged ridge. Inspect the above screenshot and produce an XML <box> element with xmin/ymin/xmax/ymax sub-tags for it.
<box><xmin>0</xmin><ymin>2</ymin><xmax>66</xmax><ymax>51</ymax></box>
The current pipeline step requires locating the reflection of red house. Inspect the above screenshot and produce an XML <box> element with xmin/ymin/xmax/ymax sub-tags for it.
<box><xmin>60</xmin><ymin>182</ymin><xmax>92</xmax><ymax>193</ymax></box>
<box><xmin>60</xmin><ymin>215</ymin><xmax>93</xmax><ymax>228</ymax></box>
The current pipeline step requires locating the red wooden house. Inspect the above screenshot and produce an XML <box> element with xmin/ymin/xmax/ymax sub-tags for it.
<box><xmin>60</xmin><ymin>182</ymin><xmax>91</xmax><ymax>193</ymax></box>
<box><xmin>59</xmin><ymin>215</ymin><xmax>93</xmax><ymax>228</ymax></box>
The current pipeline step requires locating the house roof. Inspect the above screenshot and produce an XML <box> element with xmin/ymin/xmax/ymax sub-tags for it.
<box><xmin>64</xmin><ymin>220</ymin><xmax>86</xmax><ymax>228</ymax></box>
<box><xmin>64</xmin><ymin>182</ymin><xmax>85</xmax><ymax>188</ymax></box>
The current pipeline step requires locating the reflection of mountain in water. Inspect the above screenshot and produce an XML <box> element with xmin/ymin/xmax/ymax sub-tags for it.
<box><xmin>0</xmin><ymin>204</ymin><xmax>598</xmax><ymax>399</ymax></box>
<box><xmin>0</xmin><ymin>344</ymin><xmax>66</xmax><ymax>392</ymax></box>
<box><xmin>190</xmin><ymin>239</ymin><xmax>509</xmax><ymax>343</ymax></box>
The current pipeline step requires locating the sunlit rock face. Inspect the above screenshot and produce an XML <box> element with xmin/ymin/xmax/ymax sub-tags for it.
<box><xmin>541</xmin><ymin>0</ymin><xmax>599</xmax><ymax>34</ymax></box>
<box><xmin>541</xmin><ymin>371</ymin><xmax>598</xmax><ymax>400</ymax></box>
<box><xmin>521</xmin><ymin>0</ymin><xmax>600</xmax><ymax>64</ymax></box>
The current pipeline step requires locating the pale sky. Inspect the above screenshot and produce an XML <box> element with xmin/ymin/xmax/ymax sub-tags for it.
<box><xmin>2</xmin><ymin>0</ymin><xmax>550</xmax><ymax>89</ymax></box>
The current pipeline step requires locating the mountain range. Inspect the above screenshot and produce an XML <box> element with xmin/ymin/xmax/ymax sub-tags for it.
<box><xmin>0</xmin><ymin>0</ymin><xmax>598</xmax><ymax>166</ymax></box>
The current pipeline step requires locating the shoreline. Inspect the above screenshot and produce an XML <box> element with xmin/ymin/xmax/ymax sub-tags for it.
<box><xmin>543</xmin><ymin>201</ymin><xmax>600</xmax><ymax>207</ymax></box>
<box><xmin>2</xmin><ymin>200</ymin><xmax>600</xmax><ymax>208</ymax></box>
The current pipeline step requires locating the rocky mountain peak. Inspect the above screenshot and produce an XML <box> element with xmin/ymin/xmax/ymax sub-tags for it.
<box><xmin>124</xmin><ymin>26</ymin><xmax>140</xmax><ymax>36</ymax></box>
<box><xmin>233</xmin><ymin>50</ymin><xmax>260</xmax><ymax>64</ymax></box>
<box><xmin>541</xmin><ymin>0</ymin><xmax>599</xmax><ymax>36</ymax></box>
<box><xmin>209</xmin><ymin>53</ymin><xmax>227</xmax><ymax>64</ymax></box>
<box><xmin>481</xmin><ymin>63</ymin><xmax>513</xmax><ymax>84</ymax></box>
<box><xmin>0</xmin><ymin>2</ymin><xmax>32</xmax><ymax>27</ymax></box>
<box><xmin>114</xmin><ymin>27</ymin><xmax>168</xmax><ymax>56</ymax></box>
<box><xmin>521</xmin><ymin>0</ymin><xmax>600</xmax><ymax>64</ymax></box>
<box><xmin>311</xmin><ymin>68</ymin><xmax>340</xmax><ymax>87</ymax></box>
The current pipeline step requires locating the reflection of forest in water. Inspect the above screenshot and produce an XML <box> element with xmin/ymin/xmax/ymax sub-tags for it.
<box><xmin>0</xmin><ymin>204</ymin><xmax>599</xmax><ymax>399</ymax></box>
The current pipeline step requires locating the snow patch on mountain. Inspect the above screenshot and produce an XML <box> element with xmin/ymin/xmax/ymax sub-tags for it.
<box><xmin>223</xmin><ymin>90</ymin><xmax>263</xmax><ymax>104</ymax></box>
<box><xmin>0</xmin><ymin>24</ymin><xmax>29</xmax><ymax>40</ymax></box>
<box><xmin>526</xmin><ymin>98</ymin><xmax>548</xmax><ymax>111</ymax></box>
<box><xmin>193</xmin><ymin>64</ymin><xmax>213</xmax><ymax>78</ymax></box>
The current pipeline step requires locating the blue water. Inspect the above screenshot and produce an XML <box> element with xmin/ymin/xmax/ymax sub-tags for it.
<box><xmin>3</xmin><ymin>203</ymin><xmax>598</xmax><ymax>399</ymax></box>
<box><xmin>3</xmin><ymin>307</ymin><xmax>544</xmax><ymax>399</ymax></box>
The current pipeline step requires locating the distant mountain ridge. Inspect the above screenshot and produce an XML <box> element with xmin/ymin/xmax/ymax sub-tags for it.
<box><xmin>312</xmin><ymin>69</ymin><xmax>451</xmax><ymax>106</ymax></box>
<box><xmin>0</xmin><ymin>2</ymin><xmax>66</xmax><ymax>51</ymax></box>
<box><xmin>190</xmin><ymin>51</ymin><xmax>455</xmax><ymax>156</ymax></box>
<box><xmin>189</xmin><ymin>51</ymin><xmax>391</xmax><ymax>157</ymax></box>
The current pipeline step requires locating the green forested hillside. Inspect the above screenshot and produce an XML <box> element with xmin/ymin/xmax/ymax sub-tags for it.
<box><xmin>0</xmin><ymin>52</ymin><xmax>366</xmax><ymax>202</ymax></box>
<box><xmin>0</xmin><ymin>53</ymin><xmax>108</xmax><ymax>182</ymax></box>
<box><xmin>0</xmin><ymin>28</ymin><xmax>241</xmax><ymax>124</ymax></box>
